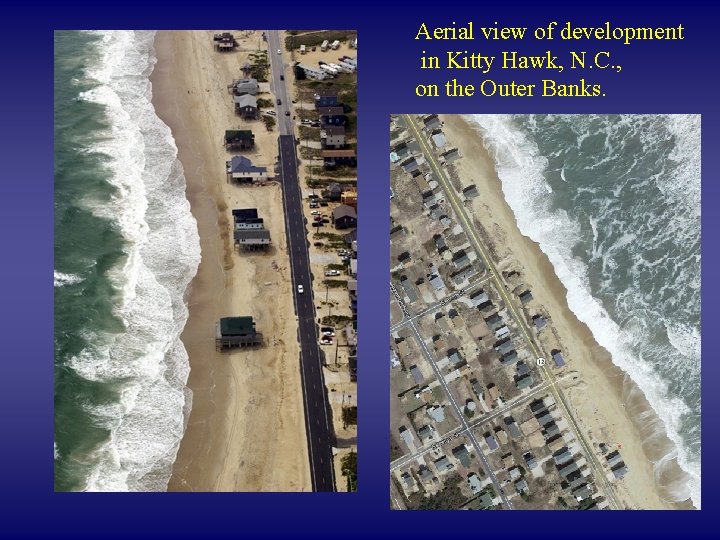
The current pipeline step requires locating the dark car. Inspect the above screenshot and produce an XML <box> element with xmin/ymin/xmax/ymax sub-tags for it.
<box><xmin>277</xmin><ymin>98</ymin><xmax>281</xmax><ymax>105</ymax></box>
<box><xmin>285</xmin><ymin>110</ymin><xmax>290</xmax><ymax>116</ymax></box>
<box><xmin>280</xmin><ymin>74</ymin><xmax>284</xmax><ymax>80</ymax></box>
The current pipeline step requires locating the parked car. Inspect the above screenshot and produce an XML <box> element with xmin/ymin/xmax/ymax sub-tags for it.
<box><xmin>325</xmin><ymin>270</ymin><xmax>340</xmax><ymax>277</ymax></box>
<box><xmin>309</xmin><ymin>203</ymin><xmax>319</xmax><ymax>209</ymax></box>
<box><xmin>323</xmin><ymin>330</ymin><xmax>336</xmax><ymax>338</ymax></box>
<box><xmin>311</xmin><ymin>210</ymin><xmax>321</xmax><ymax>215</ymax></box>
<box><xmin>266</xmin><ymin>110</ymin><xmax>276</xmax><ymax>116</ymax></box>
<box><xmin>320</xmin><ymin>338</ymin><xmax>333</xmax><ymax>345</ymax></box>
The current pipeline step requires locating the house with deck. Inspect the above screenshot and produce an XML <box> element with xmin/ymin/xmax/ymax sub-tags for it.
<box><xmin>224</xmin><ymin>130</ymin><xmax>255</xmax><ymax>151</ymax></box>
<box><xmin>322</xmin><ymin>149</ymin><xmax>356</xmax><ymax>169</ymax></box>
<box><xmin>318</xmin><ymin>106</ymin><xmax>347</xmax><ymax>126</ymax></box>
<box><xmin>215</xmin><ymin>316</ymin><xmax>263</xmax><ymax>350</ymax></box>
<box><xmin>320</xmin><ymin>125</ymin><xmax>346</xmax><ymax>148</ymax></box>
<box><xmin>314</xmin><ymin>89</ymin><xmax>338</xmax><ymax>109</ymax></box>
<box><xmin>234</xmin><ymin>94</ymin><xmax>259</xmax><ymax>119</ymax></box>
<box><xmin>332</xmin><ymin>204</ymin><xmax>357</xmax><ymax>229</ymax></box>
<box><xmin>229</xmin><ymin>78</ymin><xmax>259</xmax><ymax>96</ymax></box>
<box><xmin>213</xmin><ymin>32</ymin><xmax>237</xmax><ymax>52</ymax></box>
<box><xmin>226</xmin><ymin>156</ymin><xmax>268</xmax><ymax>184</ymax></box>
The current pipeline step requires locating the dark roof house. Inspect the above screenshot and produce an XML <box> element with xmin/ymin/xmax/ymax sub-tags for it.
<box><xmin>332</xmin><ymin>205</ymin><xmax>357</xmax><ymax>229</ymax></box>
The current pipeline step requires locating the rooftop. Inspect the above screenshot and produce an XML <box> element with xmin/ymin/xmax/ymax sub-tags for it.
<box><xmin>228</xmin><ymin>156</ymin><xmax>267</xmax><ymax>174</ymax></box>
<box><xmin>219</xmin><ymin>316</ymin><xmax>256</xmax><ymax>336</ymax></box>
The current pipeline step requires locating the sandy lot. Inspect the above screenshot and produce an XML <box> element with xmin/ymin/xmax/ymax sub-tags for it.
<box><xmin>152</xmin><ymin>30</ymin><xmax>309</xmax><ymax>492</ymax></box>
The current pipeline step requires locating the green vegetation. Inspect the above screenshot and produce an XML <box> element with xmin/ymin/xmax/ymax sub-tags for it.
<box><xmin>314</xmin><ymin>232</ymin><xmax>341</xmax><ymax>239</ymax></box>
<box><xmin>407</xmin><ymin>474</ymin><xmax>468</xmax><ymax>510</ymax></box>
<box><xmin>297</xmin><ymin>108</ymin><xmax>317</xmax><ymax>121</ymax></box>
<box><xmin>323</xmin><ymin>279</ymin><xmax>347</xmax><ymax>289</ymax></box>
<box><xmin>341</xmin><ymin>451</ymin><xmax>357</xmax><ymax>492</ymax></box>
<box><xmin>342</xmin><ymin>406</ymin><xmax>357</xmax><ymax>426</ymax></box>
<box><xmin>390</xmin><ymin>442</ymin><xmax>405</xmax><ymax>462</ymax></box>
<box><xmin>300</xmin><ymin>146</ymin><xmax>321</xmax><ymax>159</ymax></box>
<box><xmin>262</xmin><ymin>115</ymin><xmax>275</xmax><ymax>131</ymax></box>
<box><xmin>248</xmin><ymin>51</ymin><xmax>269</xmax><ymax>82</ymax></box>
<box><xmin>327</xmin><ymin>263</ymin><xmax>346</xmax><ymax>271</ymax></box>
<box><xmin>256</xmin><ymin>97</ymin><xmax>273</xmax><ymax>108</ymax></box>
<box><xmin>321</xmin><ymin>314</ymin><xmax>353</xmax><ymax>326</ymax></box>
<box><xmin>306</xmin><ymin>165</ymin><xmax>357</xmax><ymax>179</ymax></box>
<box><xmin>299</xmin><ymin>126</ymin><xmax>320</xmax><ymax>140</ymax></box>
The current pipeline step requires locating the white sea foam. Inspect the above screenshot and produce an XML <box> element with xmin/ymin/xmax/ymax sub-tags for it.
<box><xmin>67</xmin><ymin>30</ymin><xmax>200</xmax><ymax>492</ymax></box>
<box><xmin>467</xmin><ymin>114</ymin><xmax>701</xmax><ymax>508</ymax></box>
<box><xmin>54</xmin><ymin>270</ymin><xmax>83</xmax><ymax>287</ymax></box>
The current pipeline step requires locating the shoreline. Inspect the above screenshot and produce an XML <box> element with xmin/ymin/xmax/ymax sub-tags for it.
<box><xmin>441</xmin><ymin>114</ymin><xmax>695</xmax><ymax>509</ymax></box>
<box><xmin>151</xmin><ymin>30</ymin><xmax>310</xmax><ymax>492</ymax></box>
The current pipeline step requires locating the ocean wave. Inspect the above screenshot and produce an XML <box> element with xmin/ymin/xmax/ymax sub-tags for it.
<box><xmin>64</xmin><ymin>30</ymin><xmax>200</xmax><ymax>492</ymax></box>
<box><xmin>54</xmin><ymin>270</ymin><xmax>84</xmax><ymax>287</ymax></box>
<box><xmin>467</xmin><ymin>113</ymin><xmax>701</xmax><ymax>508</ymax></box>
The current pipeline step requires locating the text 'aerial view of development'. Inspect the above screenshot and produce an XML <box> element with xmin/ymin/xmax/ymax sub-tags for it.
<box><xmin>54</xmin><ymin>29</ymin><xmax>357</xmax><ymax>492</ymax></box>
<box><xmin>390</xmin><ymin>114</ymin><xmax>699</xmax><ymax>510</ymax></box>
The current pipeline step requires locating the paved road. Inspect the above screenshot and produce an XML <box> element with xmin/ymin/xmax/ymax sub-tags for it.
<box><xmin>271</xmin><ymin>31</ymin><xmax>336</xmax><ymax>492</ymax></box>
<box><xmin>408</xmin><ymin>319</ymin><xmax>514</xmax><ymax>509</ymax></box>
<box><xmin>267</xmin><ymin>31</ymin><xmax>295</xmax><ymax>136</ymax></box>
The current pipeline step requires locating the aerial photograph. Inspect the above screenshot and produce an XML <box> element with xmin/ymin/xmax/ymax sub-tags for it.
<box><xmin>389</xmin><ymin>114</ymin><xmax>699</xmax><ymax>510</ymax></box>
<box><xmin>54</xmin><ymin>30</ymin><xmax>358</xmax><ymax>492</ymax></box>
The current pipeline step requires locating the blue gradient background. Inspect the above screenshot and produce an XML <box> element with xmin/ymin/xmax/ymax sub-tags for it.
<box><xmin>0</xmin><ymin>1</ymin><xmax>714</xmax><ymax>538</ymax></box>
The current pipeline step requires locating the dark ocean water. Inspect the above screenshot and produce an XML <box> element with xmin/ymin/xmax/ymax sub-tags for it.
<box><xmin>54</xmin><ymin>30</ymin><xmax>200</xmax><ymax>491</ymax></box>
<box><xmin>468</xmin><ymin>114</ymin><xmax>700</xmax><ymax>507</ymax></box>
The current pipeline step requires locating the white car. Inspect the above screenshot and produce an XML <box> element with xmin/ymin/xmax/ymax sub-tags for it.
<box><xmin>297</xmin><ymin>284</ymin><xmax>304</xmax><ymax>294</ymax></box>
<box><xmin>277</xmin><ymin>49</ymin><xmax>281</xmax><ymax>54</ymax></box>
<box><xmin>324</xmin><ymin>270</ymin><xmax>340</xmax><ymax>277</ymax></box>
<box><xmin>311</xmin><ymin>210</ymin><xmax>321</xmax><ymax>215</ymax></box>
<box><xmin>320</xmin><ymin>338</ymin><xmax>333</xmax><ymax>345</ymax></box>
<box><xmin>323</xmin><ymin>330</ymin><xmax>336</xmax><ymax>338</ymax></box>
<box><xmin>266</xmin><ymin>110</ymin><xmax>276</xmax><ymax>116</ymax></box>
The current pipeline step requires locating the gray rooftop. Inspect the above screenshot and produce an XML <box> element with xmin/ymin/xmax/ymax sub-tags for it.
<box><xmin>233</xmin><ymin>94</ymin><xmax>258</xmax><ymax>108</ymax></box>
<box><xmin>234</xmin><ymin>229</ymin><xmax>271</xmax><ymax>241</ymax></box>
<box><xmin>428</xmin><ymin>405</ymin><xmax>445</xmax><ymax>423</ymax></box>
<box><xmin>228</xmin><ymin>155</ymin><xmax>266</xmax><ymax>174</ymax></box>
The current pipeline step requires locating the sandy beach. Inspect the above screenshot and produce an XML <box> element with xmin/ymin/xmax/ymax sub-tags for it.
<box><xmin>440</xmin><ymin>115</ymin><xmax>693</xmax><ymax>509</ymax></box>
<box><xmin>151</xmin><ymin>30</ymin><xmax>309</xmax><ymax>492</ymax></box>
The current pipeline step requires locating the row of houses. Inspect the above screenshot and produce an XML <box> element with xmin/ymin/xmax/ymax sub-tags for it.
<box><xmin>313</xmin><ymin>90</ymin><xmax>357</xmax><ymax>170</ymax></box>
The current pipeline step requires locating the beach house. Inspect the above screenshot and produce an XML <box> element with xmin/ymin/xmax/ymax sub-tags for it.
<box><xmin>215</xmin><ymin>316</ymin><xmax>263</xmax><ymax>350</ymax></box>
